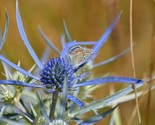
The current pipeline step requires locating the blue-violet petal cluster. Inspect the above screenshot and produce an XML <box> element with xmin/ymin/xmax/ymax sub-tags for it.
<box><xmin>40</xmin><ymin>57</ymin><xmax>75</xmax><ymax>92</ymax></box>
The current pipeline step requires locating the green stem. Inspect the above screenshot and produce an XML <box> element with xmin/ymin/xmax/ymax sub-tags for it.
<box><xmin>49</xmin><ymin>91</ymin><xmax>59</xmax><ymax>120</ymax></box>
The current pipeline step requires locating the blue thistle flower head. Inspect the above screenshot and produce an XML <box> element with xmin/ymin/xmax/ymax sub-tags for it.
<box><xmin>40</xmin><ymin>57</ymin><xmax>75</xmax><ymax>92</ymax></box>
<box><xmin>0</xmin><ymin>0</ymin><xmax>144</xmax><ymax>109</ymax></box>
<box><xmin>0</xmin><ymin>1</ymin><xmax>148</xmax><ymax>124</ymax></box>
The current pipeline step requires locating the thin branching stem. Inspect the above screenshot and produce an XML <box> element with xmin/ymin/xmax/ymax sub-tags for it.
<box><xmin>49</xmin><ymin>91</ymin><xmax>59</xmax><ymax>120</ymax></box>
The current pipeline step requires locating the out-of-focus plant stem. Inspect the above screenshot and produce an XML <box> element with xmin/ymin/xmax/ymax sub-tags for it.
<box><xmin>107</xmin><ymin>0</ymin><xmax>122</xmax><ymax>55</ymax></box>
<box><xmin>128</xmin><ymin>0</ymin><xmax>142</xmax><ymax>124</ymax></box>
<box><xmin>109</xmin><ymin>84</ymin><xmax>122</xmax><ymax>125</ymax></box>
<box><xmin>107</xmin><ymin>1</ymin><xmax>123</xmax><ymax>124</ymax></box>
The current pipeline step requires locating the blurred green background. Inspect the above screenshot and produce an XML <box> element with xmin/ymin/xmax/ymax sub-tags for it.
<box><xmin>0</xmin><ymin>0</ymin><xmax>155</xmax><ymax>124</ymax></box>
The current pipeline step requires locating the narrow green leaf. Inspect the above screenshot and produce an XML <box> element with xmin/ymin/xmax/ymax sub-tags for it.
<box><xmin>0</xmin><ymin>106</ymin><xmax>6</xmax><ymax>117</ymax></box>
<box><xmin>29</xmin><ymin>102</ymin><xmax>37</xmax><ymax>118</ymax></box>
<box><xmin>36</xmin><ymin>91</ymin><xmax>50</xmax><ymax>122</ymax></box>
<box><xmin>20</xmin><ymin>98</ymin><xmax>31</xmax><ymax>116</ymax></box>
<box><xmin>71</xmin><ymin>84</ymin><xmax>143</xmax><ymax>116</ymax></box>
<box><xmin>1</xmin><ymin>61</ymin><xmax>12</xmax><ymax>79</ymax></box>
<box><xmin>1</xmin><ymin>113</ymin><xmax>21</xmax><ymax>119</ymax></box>
<box><xmin>78</xmin><ymin>105</ymin><xmax>118</xmax><ymax>125</ymax></box>
<box><xmin>0</xmin><ymin>118</ymin><xmax>27</xmax><ymax>125</ymax></box>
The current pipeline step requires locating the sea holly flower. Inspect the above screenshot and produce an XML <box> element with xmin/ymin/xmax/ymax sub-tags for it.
<box><xmin>0</xmin><ymin>0</ymin><xmax>143</xmax><ymax>107</ymax></box>
<box><xmin>0</xmin><ymin>84</ymin><xmax>15</xmax><ymax>103</ymax></box>
<box><xmin>40</xmin><ymin>57</ymin><xmax>76</xmax><ymax>93</ymax></box>
<box><xmin>0</xmin><ymin>0</ymin><xmax>145</xmax><ymax>124</ymax></box>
